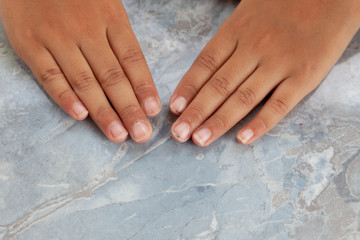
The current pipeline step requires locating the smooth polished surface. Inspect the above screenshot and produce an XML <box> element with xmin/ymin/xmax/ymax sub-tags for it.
<box><xmin>1</xmin><ymin>0</ymin><xmax>360</xmax><ymax>239</ymax></box>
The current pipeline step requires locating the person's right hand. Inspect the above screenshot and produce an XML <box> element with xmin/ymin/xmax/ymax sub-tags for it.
<box><xmin>0</xmin><ymin>0</ymin><xmax>161</xmax><ymax>143</ymax></box>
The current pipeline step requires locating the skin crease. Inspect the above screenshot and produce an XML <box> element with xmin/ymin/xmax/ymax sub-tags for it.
<box><xmin>0</xmin><ymin>0</ymin><xmax>162</xmax><ymax>143</ymax></box>
<box><xmin>170</xmin><ymin>0</ymin><xmax>360</xmax><ymax>146</ymax></box>
<box><xmin>0</xmin><ymin>0</ymin><xmax>360</xmax><ymax>145</ymax></box>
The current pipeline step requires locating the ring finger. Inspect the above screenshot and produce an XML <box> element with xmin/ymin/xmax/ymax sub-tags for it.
<box><xmin>47</xmin><ymin>41</ymin><xmax>129</xmax><ymax>142</ymax></box>
<box><xmin>171</xmin><ymin>50</ymin><xmax>259</xmax><ymax>142</ymax></box>
<box><xmin>80</xmin><ymin>38</ymin><xmax>153</xmax><ymax>143</ymax></box>
<box><xmin>22</xmin><ymin>45</ymin><xmax>89</xmax><ymax>121</ymax></box>
<box><xmin>191</xmin><ymin>64</ymin><xmax>288</xmax><ymax>146</ymax></box>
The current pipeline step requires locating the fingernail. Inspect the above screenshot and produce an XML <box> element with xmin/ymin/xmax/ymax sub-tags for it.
<box><xmin>109</xmin><ymin>122</ymin><xmax>128</xmax><ymax>141</ymax></box>
<box><xmin>238</xmin><ymin>129</ymin><xmax>254</xmax><ymax>144</ymax></box>
<box><xmin>132</xmin><ymin>121</ymin><xmax>151</xmax><ymax>142</ymax></box>
<box><xmin>193</xmin><ymin>128</ymin><xmax>211</xmax><ymax>146</ymax></box>
<box><xmin>172</xmin><ymin>122</ymin><xmax>191</xmax><ymax>142</ymax></box>
<box><xmin>171</xmin><ymin>97</ymin><xmax>187</xmax><ymax>114</ymax></box>
<box><xmin>143</xmin><ymin>97</ymin><xmax>161</xmax><ymax>117</ymax></box>
<box><xmin>72</xmin><ymin>102</ymin><xmax>88</xmax><ymax>119</ymax></box>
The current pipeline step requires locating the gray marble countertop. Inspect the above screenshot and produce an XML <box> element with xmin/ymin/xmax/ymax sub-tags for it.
<box><xmin>1</xmin><ymin>1</ymin><xmax>360</xmax><ymax>239</ymax></box>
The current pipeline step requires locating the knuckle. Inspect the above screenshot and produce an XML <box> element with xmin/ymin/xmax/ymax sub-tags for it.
<box><xmin>95</xmin><ymin>106</ymin><xmax>115</xmax><ymax>121</ymax></box>
<box><xmin>119</xmin><ymin>104</ymin><xmax>142</xmax><ymax>118</ymax></box>
<box><xmin>268</xmin><ymin>98</ymin><xmax>289</xmax><ymax>115</ymax></box>
<box><xmin>302</xmin><ymin>62</ymin><xmax>317</xmax><ymax>75</ymax></box>
<box><xmin>257</xmin><ymin>116</ymin><xmax>270</xmax><ymax>131</ymax></box>
<box><xmin>120</xmin><ymin>47</ymin><xmax>145</xmax><ymax>65</ymax></box>
<box><xmin>104</xmin><ymin>6</ymin><xmax>125</xmax><ymax>24</ymax></box>
<box><xmin>211</xmin><ymin>114</ymin><xmax>229</xmax><ymax>131</ymax></box>
<box><xmin>133</xmin><ymin>80</ymin><xmax>154</xmax><ymax>95</ymax></box>
<box><xmin>72</xmin><ymin>71</ymin><xmax>96</xmax><ymax>91</ymax></box>
<box><xmin>39</xmin><ymin>68</ymin><xmax>63</xmax><ymax>86</ymax></box>
<box><xmin>252</xmin><ymin>30</ymin><xmax>276</xmax><ymax>51</ymax></box>
<box><xmin>18</xmin><ymin>28</ymin><xmax>38</xmax><ymax>44</ymax></box>
<box><xmin>295</xmin><ymin>61</ymin><xmax>317</xmax><ymax>78</ymax></box>
<box><xmin>187</xmin><ymin>105</ymin><xmax>206</xmax><ymax>122</ymax></box>
<box><xmin>196</xmin><ymin>50</ymin><xmax>219</xmax><ymax>72</ymax></box>
<box><xmin>57</xmin><ymin>89</ymin><xmax>74</xmax><ymax>101</ymax></box>
<box><xmin>22</xmin><ymin>29</ymin><xmax>36</xmax><ymax>41</ymax></box>
<box><xmin>296</xmin><ymin>62</ymin><xmax>321</xmax><ymax>88</ymax></box>
<box><xmin>210</xmin><ymin>73</ymin><xmax>233</xmax><ymax>97</ymax></box>
<box><xmin>234</xmin><ymin>87</ymin><xmax>256</xmax><ymax>108</ymax></box>
<box><xmin>100</xmin><ymin>68</ymin><xmax>126</xmax><ymax>88</ymax></box>
<box><xmin>180</xmin><ymin>81</ymin><xmax>198</xmax><ymax>97</ymax></box>
<box><xmin>75</xmin><ymin>21</ymin><xmax>98</xmax><ymax>40</ymax></box>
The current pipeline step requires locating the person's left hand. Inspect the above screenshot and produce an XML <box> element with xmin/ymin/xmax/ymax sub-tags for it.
<box><xmin>169</xmin><ymin>0</ymin><xmax>360</xmax><ymax>146</ymax></box>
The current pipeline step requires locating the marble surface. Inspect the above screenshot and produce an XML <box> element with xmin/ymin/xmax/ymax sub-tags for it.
<box><xmin>1</xmin><ymin>0</ymin><xmax>360</xmax><ymax>239</ymax></box>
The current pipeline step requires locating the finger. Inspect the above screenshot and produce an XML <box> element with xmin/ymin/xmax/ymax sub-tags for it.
<box><xmin>236</xmin><ymin>78</ymin><xmax>309</xmax><ymax>144</ymax></box>
<box><xmin>22</xmin><ymin>46</ymin><xmax>89</xmax><ymax>121</ymax></box>
<box><xmin>191</xmin><ymin>65</ymin><xmax>286</xmax><ymax>146</ymax></box>
<box><xmin>169</xmin><ymin>29</ymin><xmax>237</xmax><ymax>115</ymax></box>
<box><xmin>47</xmin><ymin>42</ymin><xmax>128</xmax><ymax>143</ymax></box>
<box><xmin>171</xmin><ymin>50</ymin><xmax>259</xmax><ymax>143</ymax></box>
<box><xmin>80</xmin><ymin>39</ymin><xmax>153</xmax><ymax>143</ymax></box>
<box><xmin>107</xmin><ymin>23</ymin><xmax>161</xmax><ymax>117</ymax></box>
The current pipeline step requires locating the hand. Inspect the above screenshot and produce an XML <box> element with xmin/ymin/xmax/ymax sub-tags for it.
<box><xmin>0</xmin><ymin>0</ymin><xmax>161</xmax><ymax>143</ymax></box>
<box><xmin>169</xmin><ymin>0</ymin><xmax>360</xmax><ymax>146</ymax></box>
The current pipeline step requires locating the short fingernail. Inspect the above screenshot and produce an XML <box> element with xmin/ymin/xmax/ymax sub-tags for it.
<box><xmin>172</xmin><ymin>122</ymin><xmax>191</xmax><ymax>142</ymax></box>
<box><xmin>132</xmin><ymin>121</ymin><xmax>151</xmax><ymax>142</ymax></box>
<box><xmin>238</xmin><ymin>129</ymin><xmax>254</xmax><ymax>144</ymax></box>
<box><xmin>143</xmin><ymin>97</ymin><xmax>161</xmax><ymax>117</ymax></box>
<box><xmin>109</xmin><ymin>122</ymin><xmax>128</xmax><ymax>141</ymax></box>
<box><xmin>170</xmin><ymin>97</ymin><xmax>187</xmax><ymax>114</ymax></box>
<box><xmin>72</xmin><ymin>102</ymin><xmax>88</xmax><ymax>119</ymax></box>
<box><xmin>193</xmin><ymin>128</ymin><xmax>211</xmax><ymax>146</ymax></box>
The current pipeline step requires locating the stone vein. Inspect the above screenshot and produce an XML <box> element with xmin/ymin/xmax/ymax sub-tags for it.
<box><xmin>0</xmin><ymin>133</ymin><xmax>171</xmax><ymax>240</ymax></box>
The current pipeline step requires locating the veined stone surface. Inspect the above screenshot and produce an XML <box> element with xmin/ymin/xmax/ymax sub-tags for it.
<box><xmin>0</xmin><ymin>1</ymin><xmax>360</xmax><ymax>239</ymax></box>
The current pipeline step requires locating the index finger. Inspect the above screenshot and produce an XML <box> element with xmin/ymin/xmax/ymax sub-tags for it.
<box><xmin>169</xmin><ymin>28</ymin><xmax>238</xmax><ymax>115</ymax></box>
<box><xmin>107</xmin><ymin>23</ymin><xmax>161</xmax><ymax>117</ymax></box>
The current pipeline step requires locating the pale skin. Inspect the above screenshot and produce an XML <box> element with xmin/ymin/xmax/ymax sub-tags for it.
<box><xmin>0</xmin><ymin>0</ymin><xmax>359</xmax><ymax>146</ymax></box>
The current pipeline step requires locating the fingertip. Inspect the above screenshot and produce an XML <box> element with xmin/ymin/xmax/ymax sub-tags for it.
<box><xmin>109</xmin><ymin>121</ymin><xmax>129</xmax><ymax>143</ymax></box>
<box><xmin>171</xmin><ymin>130</ymin><xmax>186</xmax><ymax>143</ymax></box>
<box><xmin>131</xmin><ymin>121</ymin><xmax>153</xmax><ymax>143</ymax></box>
<box><xmin>237</xmin><ymin>128</ymin><xmax>255</xmax><ymax>144</ymax></box>
<box><xmin>110</xmin><ymin>135</ymin><xmax>128</xmax><ymax>143</ymax></box>
<box><xmin>192</xmin><ymin>128</ymin><xmax>212</xmax><ymax>147</ymax></box>
<box><xmin>171</xmin><ymin>122</ymin><xmax>191</xmax><ymax>143</ymax></box>
<box><xmin>169</xmin><ymin>96</ymin><xmax>187</xmax><ymax>115</ymax></box>
<box><xmin>171</xmin><ymin>129</ymin><xmax>184</xmax><ymax>143</ymax></box>
<box><xmin>143</xmin><ymin>97</ymin><xmax>162</xmax><ymax>118</ymax></box>
<box><xmin>72</xmin><ymin>101</ymin><xmax>89</xmax><ymax>120</ymax></box>
<box><xmin>192</xmin><ymin>137</ymin><xmax>210</xmax><ymax>147</ymax></box>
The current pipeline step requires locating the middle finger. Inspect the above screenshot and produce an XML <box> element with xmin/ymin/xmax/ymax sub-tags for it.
<box><xmin>47</xmin><ymin>41</ymin><xmax>129</xmax><ymax>142</ymax></box>
<box><xmin>171</xmin><ymin>50</ymin><xmax>258</xmax><ymax>142</ymax></box>
<box><xmin>80</xmin><ymin>38</ymin><xmax>153</xmax><ymax>143</ymax></box>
